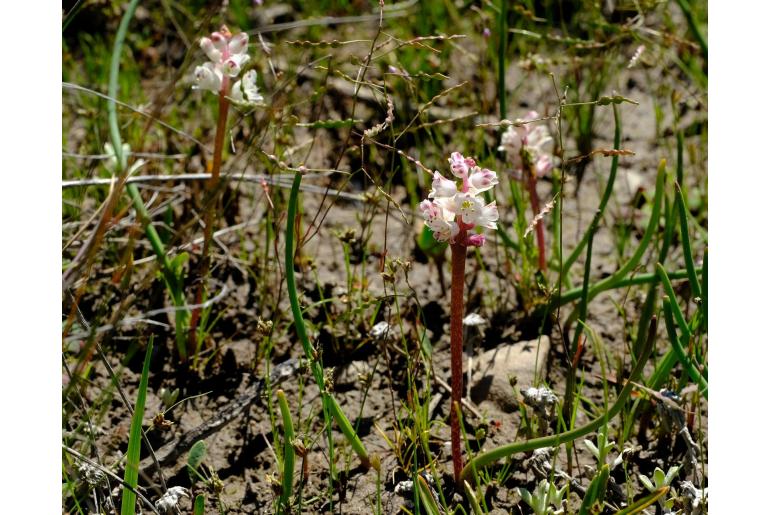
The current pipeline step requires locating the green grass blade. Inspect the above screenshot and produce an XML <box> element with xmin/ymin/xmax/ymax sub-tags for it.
<box><xmin>558</xmin><ymin>268</ymin><xmax>694</xmax><ymax>305</ymax></box>
<box><xmin>285</xmin><ymin>172</ymin><xmax>370</xmax><ymax>468</ymax></box>
<box><xmin>633</xmin><ymin>171</ymin><xmax>677</xmax><ymax>358</ymax></box>
<box><xmin>585</xmin><ymin>160</ymin><xmax>665</xmax><ymax>297</ymax></box>
<box><xmin>579</xmin><ymin>464</ymin><xmax>610</xmax><ymax>515</ymax></box>
<box><xmin>416</xmin><ymin>475</ymin><xmax>442</xmax><ymax>515</ymax></box>
<box><xmin>572</xmin><ymin>222</ymin><xmax>596</xmax><ymax>353</ymax></box>
<box><xmin>497</xmin><ymin>0</ymin><xmax>508</xmax><ymax>120</ymax></box>
<box><xmin>674</xmin><ymin>0</ymin><xmax>707</xmax><ymax>60</ymax></box>
<box><xmin>674</xmin><ymin>182</ymin><xmax>702</xmax><ymax>299</ymax></box>
<box><xmin>107</xmin><ymin>0</ymin><xmax>139</xmax><ymax>167</ymax></box>
<box><xmin>560</xmin><ymin>160</ymin><xmax>666</xmax><ymax>313</ymax></box>
<box><xmin>701</xmin><ymin>248</ymin><xmax>707</xmax><ymax>331</ymax></box>
<box><xmin>62</xmin><ymin>0</ymin><xmax>86</xmax><ymax>32</ymax></box>
<box><xmin>615</xmin><ymin>486</ymin><xmax>670</xmax><ymax>515</ymax></box>
<box><xmin>193</xmin><ymin>495</ymin><xmax>205</xmax><ymax>515</ymax></box>
<box><xmin>463</xmin><ymin>480</ymin><xmax>483</xmax><ymax>515</ymax></box>
<box><xmin>277</xmin><ymin>390</ymin><xmax>295</xmax><ymax>514</ymax></box>
<box><xmin>120</xmin><ymin>338</ymin><xmax>153</xmax><ymax>515</ymax></box>
<box><xmin>328</xmin><ymin>395</ymin><xmax>372</xmax><ymax>469</ymax></box>
<box><xmin>656</xmin><ymin>263</ymin><xmax>692</xmax><ymax>343</ymax></box>
<box><xmin>662</xmin><ymin>296</ymin><xmax>708</xmax><ymax>398</ymax></box>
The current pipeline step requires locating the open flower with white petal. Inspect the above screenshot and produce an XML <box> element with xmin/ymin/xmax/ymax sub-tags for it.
<box><xmin>476</xmin><ymin>201</ymin><xmax>499</xmax><ymax>229</ymax></box>
<box><xmin>193</xmin><ymin>62</ymin><xmax>223</xmax><ymax>92</ymax></box>
<box><xmin>453</xmin><ymin>192</ymin><xmax>485</xmax><ymax>225</ymax></box>
<box><xmin>429</xmin><ymin>171</ymin><xmax>458</xmax><ymax>198</ymax></box>
<box><xmin>419</xmin><ymin>199</ymin><xmax>459</xmax><ymax>242</ymax></box>
<box><xmin>229</xmin><ymin>70</ymin><xmax>265</xmax><ymax>108</ymax></box>
<box><xmin>468</xmin><ymin>167</ymin><xmax>498</xmax><ymax>193</ymax></box>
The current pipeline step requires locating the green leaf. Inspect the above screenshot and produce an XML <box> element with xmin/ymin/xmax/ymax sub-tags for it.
<box><xmin>187</xmin><ymin>440</ymin><xmax>207</xmax><ymax>471</ymax></box>
<box><xmin>664</xmin><ymin>465</ymin><xmax>680</xmax><ymax>485</ymax></box>
<box><xmin>285</xmin><ymin>172</ymin><xmax>370</xmax><ymax>470</ymax></box>
<box><xmin>277</xmin><ymin>390</ymin><xmax>295</xmax><ymax>515</ymax></box>
<box><xmin>416</xmin><ymin>225</ymin><xmax>447</xmax><ymax>259</ymax></box>
<box><xmin>463</xmin><ymin>481</ymin><xmax>483</xmax><ymax>515</ymax></box>
<box><xmin>638</xmin><ymin>474</ymin><xmax>654</xmax><ymax>492</ymax></box>
<box><xmin>416</xmin><ymin>475</ymin><xmax>442</xmax><ymax>515</ymax></box>
<box><xmin>579</xmin><ymin>464</ymin><xmax>610</xmax><ymax>515</ymax></box>
<box><xmin>120</xmin><ymin>338</ymin><xmax>152</xmax><ymax>515</ymax></box>
<box><xmin>193</xmin><ymin>494</ymin><xmax>205</xmax><ymax>515</ymax></box>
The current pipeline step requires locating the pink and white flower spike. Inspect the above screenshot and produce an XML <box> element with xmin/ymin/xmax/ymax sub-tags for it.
<box><xmin>420</xmin><ymin>153</ymin><xmax>499</xmax><ymax>247</ymax></box>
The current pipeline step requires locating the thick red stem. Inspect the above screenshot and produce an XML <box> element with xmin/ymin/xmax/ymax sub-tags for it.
<box><xmin>449</xmin><ymin>237</ymin><xmax>467</xmax><ymax>487</ymax></box>
<box><xmin>527</xmin><ymin>173</ymin><xmax>547</xmax><ymax>272</ymax></box>
<box><xmin>188</xmin><ymin>87</ymin><xmax>231</xmax><ymax>356</ymax></box>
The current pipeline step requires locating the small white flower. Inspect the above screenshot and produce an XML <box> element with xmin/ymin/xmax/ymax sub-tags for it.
<box><xmin>229</xmin><ymin>70</ymin><xmax>264</xmax><ymax>107</ymax></box>
<box><xmin>527</xmin><ymin>125</ymin><xmax>552</xmax><ymax>153</ymax></box>
<box><xmin>429</xmin><ymin>171</ymin><xmax>458</xmax><ymax>199</ymax></box>
<box><xmin>468</xmin><ymin>167</ymin><xmax>498</xmax><ymax>193</ymax></box>
<box><xmin>420</xmin><ymin>152</ymin><xmax>498</xmax><ymax>246</ymax></box>
<box><xmin>227</xmin><ymin>32</ymin><xmax>249</xmax><ymax>55</ymax></box>
<box><xmin>193</xmin><ymin>62</ymin><xmax>223</xmax><ymax>92</ymax></box>
<box><xmin>155</xmin><ymin>486</ymin><xmax>190</xmax><ymax>513</ymax></box>
<box><xmin>534</xmin><ymin>154</ymin><xmax>553</xmax><ymax>178</ymax></box>
<box><xmin>431</xmin><ymin>219</ymin><xmax>459</xmax><ymax>242</ymax></box>
<box><xmin>223</xmin><ymin>53</ymin><xmax>250</xmax><ymax>77</ymax></box>
<box><xmin>453</xmin><ymin>192</ymin><xmax>485</xmax><ymax>225</ymax></box>
<box><xmin>448</xmin><ymin>151</ymin><xmax>473</xmax><ymax>179</ymax></box>
<box><xmin>419</xmin><ymin>199</ymin><xmax>442</xmax><ymax>220</ymax></box>
<box><xmin>200</xmin><ymin>36</ymin><xmax>222</xmax><ymax>63</ymax></box>
<box><xmin>476</xmin><ymin>201</ymin><xmax>498</xmax><ymax>229</ymax></box>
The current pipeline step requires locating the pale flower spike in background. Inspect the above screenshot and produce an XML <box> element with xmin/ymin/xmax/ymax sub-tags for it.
<box><xmin>498</xmin><ymin>111</ymin><xmax>555</xmax><ymax>271</ymax></box>
<box><xmin>498</xmin><ymin>111</ymin><xmax>553</xmax><ymax>181</ymax></box>
<box><xmin>419</xmin><ymin>152</ymin><xmax>499</xmax><ymax>247</ymax></box>
<box><xmin>193</xmin><ymin>26</ymin><xmax>264</xmax><ymax>109</ymax></box>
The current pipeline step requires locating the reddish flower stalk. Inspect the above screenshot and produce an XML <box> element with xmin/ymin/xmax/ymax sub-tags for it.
<box><xmin>449</xmin><ymin>237</ymin><xmax>467</xmax><ymax>485</ymax></box>
<box><xmin>418</xmin><ymin>152</ymin><xmax>499</xmax><ymax>487</ymax></box>
<box><xmin>188</xmin><ymin>87</ymin><xmax>230</xmax><ymax>355</ymax></box>
<box><xmin>526</xmin><ymin>171</ymin><xmax>547</xmax><ymax>271</ymax></box>
<box><xmin>186</xmin><ymin>26</ymin><xmax>263</xmax><ymax>359</ymax></box>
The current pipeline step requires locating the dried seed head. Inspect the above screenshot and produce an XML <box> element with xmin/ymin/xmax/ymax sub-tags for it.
<box><xmin>78</xmin><ymin>462</ymin><xmax>107</xmax><ymax>488</ymax></box>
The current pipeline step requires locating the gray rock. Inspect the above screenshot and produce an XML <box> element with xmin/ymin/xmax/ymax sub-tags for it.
<box><xmin>335</xmin><ymin>360</ymin><xmax>374</xmax><ymax>385</ymax></box>
<box><xmin>470</xmin><ymin>336</ymin><xmax>550</xmax><ymax>412</ymax></box>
